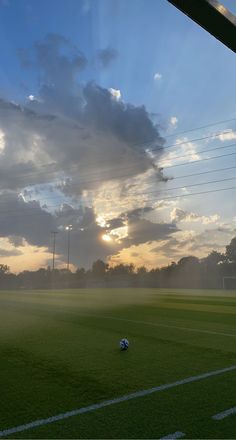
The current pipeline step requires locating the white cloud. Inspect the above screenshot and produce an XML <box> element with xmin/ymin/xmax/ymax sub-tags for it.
<box><xmin>0</xmin><ymin>129</ymin><xmax>5</xmax><ymax>154</ymax></box>
<box><xmin>0</xmin><ymin>34</ymin><xmax>169</xmax><ymax>269</ymax></box>
<box><xmin>160</xmin><ymin>136</ymin><xmax>200</xmax><ymax>167</ymax></box>
<box><xmin>154</xmin><ymin>72</ymin><xmax>162</xmax><ymax>81</ymax></box>
<box><xmin>109</xmin><ymin>88</ymin><xmax>121</xmax><ymax>101</ymax></box>
<box><xmin>170</xmin><ymin>207</ymin><xmax>220</xmax><ymax>225</ymax></box>
<box><xmin>218</xmin><ymin>129</ymin><xmax>236</xmax><ymax>142</ymax></box>
<box><xmin>28</xmin><ymin>95</ymin><xmax>36</xmax><ymax>101</ymax></box>
<box><xmin>170</xmin><ymin>116</ymin><xmax>178</xmax><ymax>128</ymax></box>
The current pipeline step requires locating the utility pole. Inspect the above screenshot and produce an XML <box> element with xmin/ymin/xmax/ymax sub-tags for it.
<box><xmin>66</xmin><ymin>225</ymin><xmax>72</xmax><ymax>271</ymax></box>
<box><xmin>51</xmin><ymin>231</ymin><xmax>58</xmax><ymax>271</ymax></box>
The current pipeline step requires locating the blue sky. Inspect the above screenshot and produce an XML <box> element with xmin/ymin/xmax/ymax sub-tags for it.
<box><xmin>1</xmin><ymin>0</ymin><xmax>236</xmax><ymax>128</ymax></box>
<box><xmin>0</xmin><ymin>0</ymin><xmax>236</xmax><ymax>271</ymax></box>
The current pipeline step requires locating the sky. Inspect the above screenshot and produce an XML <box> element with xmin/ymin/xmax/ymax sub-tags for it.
<box><xmin>0</xmin><ymin>0</ymin><xmax>236</xmax><ymax>272</ymax></box>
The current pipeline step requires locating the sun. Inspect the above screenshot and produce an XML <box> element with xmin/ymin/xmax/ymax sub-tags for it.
<box><xmin>102</xmin><ymin>234</ymin><xmax>112</xmax><ymax>242</ymax></box>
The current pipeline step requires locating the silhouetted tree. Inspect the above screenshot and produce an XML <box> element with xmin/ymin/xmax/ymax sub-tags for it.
<box><xmin>226</xmin><ymin>238</ymin><xmax>236</xmax><ymax>262</ymax></box>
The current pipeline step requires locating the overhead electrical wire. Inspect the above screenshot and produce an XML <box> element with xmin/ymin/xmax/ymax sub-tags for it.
<box><xmin>1</xmin><ymin>149</ymin><xmax>236</xmax><ymax>209</ymax></box>
<box><xmin>163</xmin><ymin>116</ymin><xmax>236</xmax><ymax>138</ymax></box>
<box><xmin>1</xmin><ymin>116</ymin><xmax>236</xmax><ymax>217</ymax></box>
<box><xmin>2</xmin><ymin>174</ymin><xmax>236</xmax><ymax>217</ymax></box>
<box><xmin>0</xmin><ymin>125</ymin><xmax>235</xmax><ymax>184</ymax></box>
<box><xmin>158</xmin><ymin>142</ymin><xmax>236</xmax><ymax>166</ymax></box>
<box><xmin>1</xmin><ymin>139</ymin><xmax>236</xmax><ymax>192</ymax></box>
<box><xmin>0</xmin><ymin>184</ymin><xmax>236</xmax><ymax>218</ymax></box>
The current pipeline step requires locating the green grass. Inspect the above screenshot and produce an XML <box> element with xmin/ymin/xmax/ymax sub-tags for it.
<box><xmin>1</xmin><ymin>288</ymin><xmax>236</xmax><ymax>438</ymax></box>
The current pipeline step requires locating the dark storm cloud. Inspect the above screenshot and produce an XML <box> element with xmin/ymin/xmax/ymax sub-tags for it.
<box><xmin>151</xmin><ymin>226</ymin><xmax>236</xmax><ymax>262</ymax></box>
<box><xmin>122</xmin><ymin>219</ymin><xmax>179</xmax><ymax>248</ymax></box>
<box><xmin>97</xmin><ymin>47</ymin><xmax>118</xmax><ymax>67</ymax></box>
<box><xmin>0</xmin><ymin>33</ymin><xmax>165</xmax><ymax>193</ymax></box>
<box><xmin>83</xmin><ymin>82</ymin><xmax>164</xmax><ymax>149</ymax></box>
<box><xmin>49</xmin><ymin>205</ymin><xmax>179</xmax><ymax>268</ymax></box>
<box><xmin>107</xmin><ymin>217</ymin><xmax>125</xmax><ymax>230</ymax></box>
<box><xmin>0</xmin><ymin>192</ymin><xmax>57</xmax><ymax>247</ymax></box>
<box><xmin>0</xmin><ymin>248</ymin><xmax>22</xmax><ymax>257</ymax></box>
<box><xmin>106</xmin><ymin>207</ymin><xmax>179</xmax><ymax>249</ymax></box>
<box><xmin>151</xmin><ymin>237</ymin><xmax>185</xmax><ymax>259</ymax></box>
<box><xmin>0</xmin><ymin>34</ymin><xmax>169</xmax><ymax>266</ymax></box>
<box><xmin>53</xmin><ymin>206</ymin><xmax>121</xmax><ymax>268</ymax></box>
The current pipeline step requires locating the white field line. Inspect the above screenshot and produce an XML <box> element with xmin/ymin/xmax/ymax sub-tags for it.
<box><xmin>212</xmin><ymin>406</ymin><xmax>236</xmax><ymax>420</ymax></box>
<box><xmin>1</xmin><ymin>365</ymin><xmax>236</xmax><ymax>438</ymax></box>
<box><xmin>160</xmin><ymin>431</ymin><xmax>185</xmax><ymax>439</ymax></box>
<box><xmin>71</xmin><ymin>311</ymin><xmax>236</xmax><ymax>339</ymax></box>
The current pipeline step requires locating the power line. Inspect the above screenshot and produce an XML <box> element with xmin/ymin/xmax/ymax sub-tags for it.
<box><xmin>0</xmin><ymin>129</ymin><xmax>235</xmax><ymax>186</ymax></box>
<box><xmin>163</xmin><ymin>116</ymin><xmax>236</xmax><ymax>138</ymax></box>
<box><xmin>142</xmin><ymin>185</ymin><xmax>236</xmax><ymax>203</ymax></box>
<box><xmin>1</xmin><ymin>138</ymin><xmax>236</xmax><ymax>194</ymax></box>
<box><xmin>128</xmin><ymin>175</ymin><xmax>236</xmax><ymax>197</ymax></box>
<box><xmin>149</xmin><ymin>130</ymin><xmax>236</xmax><ymax>153</ymax></box>
<box><xmin>163</xmin><ymin>150</ymin><xmax>236</xmax><ymax>169</ymax></box>
<box><xmin>2</xmin><ymin>150</ymin><xmax>236</xmax><ymax>210</ymax></box>
<box><xmin>3</xmin><ymin>172</ymin><xmax>236</xmax><ymax>217</ymax></box>
<box><xmin>173</xmin><ymin>164</ymin><xmax>236</xmax><ymax>180</ymax></box>
<box><xmin>1</xmin><ymin>183</ymin><xmax>236</xmax><ymax>219</ymax></box>
<box><xmin>159</xmin><ymin>142</ymin><xmax>236</xmax><ymax>166</ymax></box>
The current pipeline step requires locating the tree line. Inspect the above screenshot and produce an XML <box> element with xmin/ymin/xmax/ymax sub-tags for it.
<box><xmin>1</xmin><ymin>237</ymin><xmax>236</xmax><ymax>290</ymax></box>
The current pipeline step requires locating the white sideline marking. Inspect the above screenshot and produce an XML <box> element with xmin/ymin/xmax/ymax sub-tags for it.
<box><xmin>160</xmin><ymin>431</ymin><xmax>185</xmax><ymax>439</ymax></box>
<box><xmin>0</xmin><ymin>365</ymin><xmax>236</xmax><ymax>438</ymax></box>
<box><xmin>74</xmin><ymin>311</ymin><xmax>236</xmax><ymax>339</ymax></box>
<box><xmin>212</xmin><ymin>406</ymin><xmax>236</xmax><ymax>420</ymax></box>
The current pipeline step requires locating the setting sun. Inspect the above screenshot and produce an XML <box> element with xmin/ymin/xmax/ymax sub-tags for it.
<box><xmin>102</xmin><ymin>234</ymin><xmax>112</xmax><ymax>242</ymax></box>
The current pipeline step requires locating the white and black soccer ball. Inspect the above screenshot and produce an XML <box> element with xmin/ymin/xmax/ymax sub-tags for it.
<box><xmin>120</xmin><ymin>338</ymin><xmax>129</xmax><ymax>351</ymax></box>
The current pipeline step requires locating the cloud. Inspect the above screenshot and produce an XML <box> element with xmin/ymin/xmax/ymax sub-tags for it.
<box><xmin>0</xmin><ymin>129</ymin><xmax>5</xmax><ymax>154</ymax></box>
<box><xmin>154</xmin><ymin>72</ymin><xmax>162</xmax><ymax>81</ymax></box>
<box><xmin>170</xmin><ymin>116</ymin><xmax>178</xmax><ymax>128</ymax></box>
<box><xmin>152</xmin><ymin>224</ymin><xmax>236</xmax><ymax>264</ymax></box>
<box><xmin>0</xmin><ymin>89</ymin><xmax>164</xmax><ymax>193</ymax></box>
<box><xmin>27</xmin><ymin>95</ymin><xmax>41</xmax><ymax>103</ymax></box>
<box><xmin>53</xmin><ymin>205</ymin><xmax>123</xmax><ymax>268</ymax></box>
<box><xmin>170</xmin><ymin>208</ymin><xmax>220</xmax><ymax>225</ymax></box>
<box><xmin>0</xmin><ymin>34</ymin><xmax>170</xmax><ymax>269</ymax></box>
<box><xmin>0</xmin><ymin>248</ymin><xmax>22</xmax><ymax>257</ymax></box>
<box><xmin>123</xmin><ymin>218</ymin><xmax>178</xmax><ymax>247</ymax></box>
<box><xmin>105</xmin><ymin>207</ymin><xmax>179</xmax><ymax>248</ymax></box>
<box><xmin>98</xmin><ymin>47</ymin><xmax>118</xmax><ymax>68</ymax></box>
<box><xmin>28</xmin><ymin>95</ymin><xmax>36</xmax><ymax>101</ymax></box>
<box><xmin>0</xmin><ymin>192</ymin><xmax>57</xmax><ymax>248</ymax></box>
<box><xmin>109</xmin><ymin>88</ymin><xmax>121</xmax><ymax>101</ymax></box>
<box><xmin>54</xmin><ymin>205</ymin><xmax>179</xmax><ymax>268</ymax></box>
<box><xmin>218</xmin><ymin>129</ymin><xmax>236</xmax><ymax>142</ymax></box>
<box><xmin>160</xmin><ymin>136</ymin><xmax>200</xmax><ymax>167</ymax></box>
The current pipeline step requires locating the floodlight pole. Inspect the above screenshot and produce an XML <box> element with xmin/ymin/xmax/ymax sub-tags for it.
<box><xmin>51</xmin><ymin>231</ymin><xmax>58</xmax><ymax>271</ymax></box>
<box><xmin>66</xmin><ymin>225</ymin><xmax>72</xmax><ymax>271</ymax></box>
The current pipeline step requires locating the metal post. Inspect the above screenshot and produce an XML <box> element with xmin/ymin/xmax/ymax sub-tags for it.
<box><xmin>51</xmin><ymin>231</ymin><xmax>58</xmax><ymax>270</ymax></box>
<box><xmin>66</xmin><ymin>225</ymin><xmax>72</xmax><ymax>271</ymax></box>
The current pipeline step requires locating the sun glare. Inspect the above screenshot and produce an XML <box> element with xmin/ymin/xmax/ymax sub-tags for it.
<box><xmin>102</xmin><ymin>234</ymin><xmax>112</xmax><ymax>242</ymax></box>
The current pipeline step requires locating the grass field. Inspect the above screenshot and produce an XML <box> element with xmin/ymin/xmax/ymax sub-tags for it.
<box><xmin>1</xmin><ymin>288</ymin><xmax>236</xmax><ymax>439</ymax></box>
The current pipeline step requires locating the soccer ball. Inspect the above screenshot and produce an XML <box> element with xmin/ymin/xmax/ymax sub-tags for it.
<box><xmin>120</xmin><ymin>338</ymin><xmax>129</xmax><ymax>350</ymax></box>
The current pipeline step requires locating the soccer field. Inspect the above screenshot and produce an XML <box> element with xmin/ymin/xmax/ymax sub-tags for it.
<box><xmin>1</xmin><ymin>288</ymin><xmax>236</xmax><ymax>439</ymax></box>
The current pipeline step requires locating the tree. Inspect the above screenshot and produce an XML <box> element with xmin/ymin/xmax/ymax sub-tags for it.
<box><xmin>92</xmin><ymin>260</ymin><xmax>108</xmax><ymax>278</ymax></box>
<box><xmin>0</xmin><ymin>264</ymin><xmax>10</xmax><ymax>276</ymax></box>
<box><xmin>226</xmin><ymin>237</ymin><xmax>236</xmax><ymax>262</ymax></box>
<box><xmin>205</xmin><ymin>250</ymin><xmax>225</xmax><ymax>265</ymax></box>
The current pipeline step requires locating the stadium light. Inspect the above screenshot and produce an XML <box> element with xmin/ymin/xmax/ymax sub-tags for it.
<box><xmin>65</xmin><ymin>225</ymin><xmax>73</xmax><ymax>271</ymax></box>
